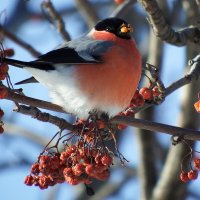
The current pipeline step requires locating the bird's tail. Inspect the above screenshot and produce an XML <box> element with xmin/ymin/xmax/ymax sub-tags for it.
<box><xmin>2</xmin><ymin>57</ymin><xmax>54</xmax><ymax>71</ymax></box>
<box><xmin>2</xmin><ymin>58</ymin><xmax>39</xmax><ymax>84</ymax></box>
<box><xmin>2</xmin><ymin>58</ymin><xmax>31</xmax><ymax>68</ymax></box>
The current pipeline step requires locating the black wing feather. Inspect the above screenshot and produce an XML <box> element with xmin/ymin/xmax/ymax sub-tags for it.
<box><xmin>37</xmin><ymin>47</ymin><xmax>101</xmax><ymax>64</ymax></box>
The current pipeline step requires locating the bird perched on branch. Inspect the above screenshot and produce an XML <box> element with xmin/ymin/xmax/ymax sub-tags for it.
<box><xmin>2</xmin><ymin>17</ymin><xmax>142</xmax><ymax>119</ymax></box>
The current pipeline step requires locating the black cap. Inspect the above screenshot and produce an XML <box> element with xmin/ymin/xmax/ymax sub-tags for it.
<box><xmin>95</xmin><ymin>18</ymin><xmax>132</xmax><ymax>39</ymax></box>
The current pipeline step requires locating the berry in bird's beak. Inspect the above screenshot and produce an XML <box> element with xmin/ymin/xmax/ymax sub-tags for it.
<box><xmin>120</xmin><ymin>23</ymin><xmax>133</xmax><ymax>33</ymax></box>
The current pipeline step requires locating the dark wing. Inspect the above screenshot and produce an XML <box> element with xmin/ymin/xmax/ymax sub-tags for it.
<box><xmin>35</xmin><ymin>37</ymin><xmax>114</xmax><ymax>65</ymax></box>
<box><xmin>36</xmin><ymin>47</ymin><xmax>99</xmax><ymax>64</ymax></box>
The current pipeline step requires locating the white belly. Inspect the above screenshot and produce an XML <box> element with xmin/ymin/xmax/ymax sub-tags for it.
<box><xmin>26</xmin><ymin>66</ymin><xmax>122</xmax><ymax>119</ymax></box>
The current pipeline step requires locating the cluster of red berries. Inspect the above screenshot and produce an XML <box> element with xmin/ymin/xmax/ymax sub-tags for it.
<box><xmin>116</xmin><ymin>86</ymin><xmax>162</xmax><ymax>130</ymax></box>
<box><xmin>132</xmin><ymin>87</ymin><xmax>161</xmax><ymax>106</ymax></box>
<box><xmin>179</xmin><ymin>158</ymin><xmax>200</xmax><ymax>183</ymax></box>
<box><xmin>0</xmin><ymin>48</ymin><xmax>14</xmax><ymax>80</ymax></box>
<box><xmin>25</xmin><ymin>140</ymin><xmax>113</xmax><ymax>189</ymax></box>
<box><xmin>0</xmin><ymin>109</ymin><xmax>4</xmax><ymax>134</ymax></box>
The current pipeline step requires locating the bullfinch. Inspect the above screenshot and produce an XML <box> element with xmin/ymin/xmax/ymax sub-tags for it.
<box><xmin>2</xmin><ymin>17</ymin><xmax>142</xmax><ymax>119</ymax></box>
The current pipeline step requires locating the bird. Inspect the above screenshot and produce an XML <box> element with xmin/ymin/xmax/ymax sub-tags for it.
<box><xmin>2</xmin><ymin>17</ymin><xmax>142</xmax><ymax>119</ymax></box>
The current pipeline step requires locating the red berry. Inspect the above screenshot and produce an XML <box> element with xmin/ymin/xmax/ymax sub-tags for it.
<box><xmin>114</xmin><ymin>0</ymin><xmax>125</xmax><ymax>5</ymax></box>
<box><xmin>130</xmin><ymin>91</ymin><xmax>145</xmax><ymax>107</ymax></box>
<box><xmin>0</xmin><ymin>74</ymin><xmax>7</xmax><ymax>80</ymax></box>
<box><xmin>117</xmin><ymin>124</ymin><xmax>127</xmax><ymax>130</ymax></box>
<box><xmin>101</xmin><ymin>155</ymin><xmax>113</xmax><ymax>166</ymax></box>
<box><xmin>188</xmin><ymin>170</ymin><xmax>198</xmax><ymax>180</ymax></box>
<box><xmin>179</xmin><ymin>171</ymin><xmax>189</xmax><ymax>183</ymax></box>
<box><xmin>24</xmin><ymin>175</ymin><xmax>34</xmax><ymax>186</ymax></box>
<box><xmin>73</xmin><ymin>163</ymin><xmax>85</xmax><ymax>176</ymax></box>
<box><xmin>152</xmin><ymin>86</ymin><xmax>161</xmax><ymax>97</ymax></box>
<box><xmin>0</xmin><ymin>49</ymin><xmax>14</xmax><ymax>57</ymax></box>
<box><xmin>95</xmin><ymin>154</ymin><xmax>102</xmax><ymax>164</ymax></box>
<box><xmin>139</xmin><ymin>87</ymin><xmax>153</xmax><ymax>100</ymax></box>
<box><xmin>65</xmin><ymin>176</ymin><xmax>80</xmax><ymax>185</ymax></box>
<box><xmin>85</xmin><ymin>164</ymin><xmax>95</xmax><ymax>175</ymax></box>
<box><xmin>31</xmin><ymin>163</ymin><xmax>40</xmax><ymax>175</ymax></box>
<box><xmin>4</xmin><ymin>48</ymin><xmax>15</xmax><ymax>57</ymax></box>
<box><xmin>63</xmin><ymin>167</ymin><xmax>74</xmax><ymax>177</ymax></box>
<box><xmin>194</xmin><ymin>158</ymin><xmax>200</xmax><ymax>170</ymax></box>
<box><xmin>0</xmin><ymin>87</ymin><xmax>8</xmax><ymax>99</ymax></box>
<box><xmin>0</xmin><ymin>63</ymin><xmax>9</xmax><ymax>74</ymax></box>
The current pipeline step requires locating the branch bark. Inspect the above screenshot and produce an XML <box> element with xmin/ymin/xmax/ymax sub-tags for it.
<box><xmin>75</xmin><ymin>0</ymin><xmax>99</xmax><ymax>28</ymax></box>
<box><xmin>137</xmin><ymin>0</ymin><xmax>200</xmax><ymax>46</ymax></box>
<box><xmin>41</xmin><ymin>0</ymin><xmax>71</xmax><ymax>42</ymax></box>
<box><xmin>111</xmin><ymin>116</ymin><xmax>200</xmax><ymax>141</ymax></box>
<box><xmin>0</xmin><ymin>25</ymin><xmax>41</xmax><ymax>57</ymax></box>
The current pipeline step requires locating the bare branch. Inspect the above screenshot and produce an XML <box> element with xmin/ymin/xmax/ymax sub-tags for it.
<box><xmin>136</xmin><ymin>54</ymin><xmax>200</xmax><ymax>113</ymax></box>
<box><xmin>111</xmin><ymin>116</ymin><xmax>200</xmax><ymax>141</ymax></box>
<box><xmin>110</xmin><ymin>0</ymin><xmax>136</xmax><ymax>18</ymax></box>
<box><xmin>15</xmin><ymin>105</ymin><xmax>73</xmax><ymax>130</ymax></box>
<box><xmin>4</xmin><ymin>87</ymin><xmax>66</xmax><ymax>113</ymax></box>
<box><xmin>137</xmin><ymin>0</ymin><xmax>200</xmax><ymax>46</ymax></box>
<box><xmin>75</xmin><ymin>0</ymin><xmax>99</xmax><ymax>28</ymax></box>
<box><xmin>41</xmin><ymin>0</ymin><xmax>71</xmax><ymax>42</ymax></box>
<box><xmin>0</xmin><ymin>25</ymin><xmax>41</xmax><ymax>57</ymax></box>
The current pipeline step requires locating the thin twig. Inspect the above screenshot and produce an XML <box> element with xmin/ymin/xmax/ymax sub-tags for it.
<box><xmin>110</xmin><ymin>0</ymin><xmax>136</xmax><ymax>18</ymax></box>
<box><xmin>75</xmin><ymin>0</ymin><xmax>99</xmax><ymax>28</ymax></box>
<box><xmin>0</xmin><ymin>25</ymin><xmax>41</xmax><ymax>57</ymax></box>
<box><xmin>41</xmin><ymin>0</ymin><xmax>71</xmax><ymax>42</ymax></box>
<box><xmin>137</xmin><ymin>0</ymin><xmax>200</xmax><ymax>46</ymax></box>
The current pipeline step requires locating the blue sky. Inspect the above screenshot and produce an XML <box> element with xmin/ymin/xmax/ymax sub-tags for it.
<box><xmin>1</xmin><ymin>1</ymin><xmax>198</xmax><ymax>200</ymax></box>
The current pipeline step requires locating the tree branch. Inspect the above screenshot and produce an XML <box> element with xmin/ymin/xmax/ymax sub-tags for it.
<box><xmin>110</xmin><ymin>0</ymin><xmax>136</xmax><ymax>18</ymax></box>
<box><xmin>15</xmin><ymin>105</ymin><xmax>73</xmax><ymax>130</ymax></box>
<box><xmin>0</xmin><ymin>25</ymin><xmax>41</xmax><ymax>57</ymax></box>
<box><xmin>4</xmin><ymin>87</ymin><xmax>65</xmax><ymax>113</ymax></box>
<box><xmin>75</xmin><ymin>0</ymin><xmax>99</xmax><ymax>28</ymax></box>
<box><xmin>41</xmin><ymin>0</ymin><xmax>71</xmax><ymax>42</ymax></box>
<box><xmin>111</xmin><ymin>116</ymin><xmax>200</xmax><ymax>141</ymax></box>
<box><xmin>2</xmin><ymin>54</ymin><xmax>200</xmax><ymax>140</ymax></box>
<box><xmin>137</xmin><ymin>54</ymin><xmax>200</xmax><ymax>113</ymax></box>
<box><xmin>137</xmin><ymin>0</ymin><xmax>200</xmax><ymax>46</ymax></box>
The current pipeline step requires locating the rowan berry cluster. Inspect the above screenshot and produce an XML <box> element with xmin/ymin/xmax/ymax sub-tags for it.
<box><xmin>179</xmin><ymin>158</ymin><xmax>200</xmax><ymax>183</ymax></box>
<box><xmin>25</xmin><ymin>118</ymin><xmax>114</xmax><ymax>189</ymax></box>
<box><xmin>117</xmin><ymin>86</ymin><xmax>162</xmax><ymax>130</ymax></box>
<box><xmin>25</xmin><ymin>144</ymin><xmax>113</xmax><ymax>189</ymax></box>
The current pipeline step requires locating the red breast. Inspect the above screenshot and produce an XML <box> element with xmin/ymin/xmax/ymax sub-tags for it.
<box><xmin>74</xmin><ymin>30</ymin><xmax>142</xmax><ymax>111</ymax></box>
